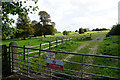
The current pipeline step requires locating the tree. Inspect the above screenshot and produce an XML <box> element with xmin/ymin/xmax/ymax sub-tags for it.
<box><xmin>54</xmin><ymin>28</ymin><xmax>57</xmax><ymax>33</ymax></box>
<box><xmin>84</xmin><ymin>28</ymin><xmax>88</xmax><ymax>32</ymax></box>
<box><xmin>38</xmin><ymin>11</ymin><xmax>51</xmax><ymax>26</ymax></box>
<box><xmin>33</xmin><ymin>22</ymin><xmax>43</xmax><ymax>36</ymax></box>
<box><xmin>108</xmin><ymin>24</ymin><xmax>120</xmax><ymax>35</ymax></box>
<box><xmin>16</xmin><ymin>13</ymin><xmax>34</xmax><ymax>39</ymax></box>
<box><xmin>44</xmin><ymin>25</ymin><xmax>55</xmax><ymax>35</ymax></box>
<box><xmin>38</xmin><ymin>11</ymin><xmax>56</xmax><ymax>37</ymax></box>
<box><xmin>2</xmin><ymin>23</ymin><xmax>16</xmax><ymax>40</ymax></box>
<box><xmin>51</xmin><ymin>22</ymin><xmax>55</xmax><ymax>27</ymax></box>
<box><xmin>63</xmin><ymin>30</ymin><xmax>69</xmax><ymax>35</ymax></box>
<box><xmin>31</xmin><ymin>20</ymin><xmax>38</xmax><ymax>26</ymax></box>
<box><xmin>2</xmin><ymin>1</ymin><xmax>39</xmax><ymax>39</ymax></box>
<box><xmin>2</xmin><ymin>1</ymin><xmax>39</xmax><ymax>25</ymax></box>
<box><xmin>79</xmin><ymin>28</ymin><xmax>84</xmax><ymax>34</ymax></box>
<box><xmin>75</xmin><ymin>30</ymin><xmax>78</xmax><ymax>32</ymax></box>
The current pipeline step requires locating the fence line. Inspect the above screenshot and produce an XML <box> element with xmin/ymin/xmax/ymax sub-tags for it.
<box><xmin>3</xmin><ymin>44</ymin><xmax>119</xmax><ymax>80</ymax></box>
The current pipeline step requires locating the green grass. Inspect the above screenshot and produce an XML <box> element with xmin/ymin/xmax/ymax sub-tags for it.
<box><xmin>2</xmin><ymin>31</ymin><xmax>109</xmax><ymax>47</ymax></box>
<box><xmin>92</xmin><ymin>35</ymin><xmax>120</xmax><ymax>78</ymax></box>
<box><xmin>98</xmin><ymin>36</ymin><xmax>120</xmax><ymax>56</ymax></box>
<box><xmin>18</xmin><ymin>40</ymin><xmax>83</xmax><ymax>79</ymax></box>
<box><xmin>6</xmin><ymin>30</ymin><xmax>115</xmax><ymax>79</ymax></box>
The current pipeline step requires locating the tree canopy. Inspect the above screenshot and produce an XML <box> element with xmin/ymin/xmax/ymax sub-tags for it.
<box><xmin>79</xmin><ymin>28</ymin><xmax>84</xmax><ymax>34</ymax></box>
<box><xmin>38</xmin><ymin>11</ymin><xmax>56</xmax><ymax>37</ymax></box>
<box><xmin>15</xmin><ymin>13</ymin><xmax>34</xmax><ymax>39</ymax></box>
<box><xmin>2</xmin><ymin>0</ymin><xmax>39</xmax><ymax>39</ymax></box>
<box><xmin>107</xmin><ymin>24</ymin><xmax>120</xmax><ymax>35</ymax></box>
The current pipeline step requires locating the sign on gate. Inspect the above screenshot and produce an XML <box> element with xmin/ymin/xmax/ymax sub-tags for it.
<box><xmin>46</xmin><ymin>51</ymin><xmax>55</xmax><ymax>59</ymax></box>
<box><xmin>46</xmin><ymin>59</ymin><xmax>64</xmax><ymax>71</ymax></box>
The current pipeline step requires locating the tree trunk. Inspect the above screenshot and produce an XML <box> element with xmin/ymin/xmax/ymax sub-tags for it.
<box><xmin>44</xmin><ymin>34</ymin><xmax>46</xmax><ymax>37</ymax></box>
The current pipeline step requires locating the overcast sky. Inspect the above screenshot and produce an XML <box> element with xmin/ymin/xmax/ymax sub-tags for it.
<box><xmin>10</xmin><ymin>0</ymin><xmax>119</xmax><ymax>32</ymax></box>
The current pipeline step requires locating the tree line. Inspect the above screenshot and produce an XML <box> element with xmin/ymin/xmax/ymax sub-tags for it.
<box><xmin>92</xmin><ymin>28</ymin><xmax>109</xmax><ymax>31</ymax></box>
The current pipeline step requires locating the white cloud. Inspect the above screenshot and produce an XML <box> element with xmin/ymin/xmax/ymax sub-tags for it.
<box><xmin>9</xmin><ymin>0</ymin><xmax>119</xmax><ymax>32</ymax></box>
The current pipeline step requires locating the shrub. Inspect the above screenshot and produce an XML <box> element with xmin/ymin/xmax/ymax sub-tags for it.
<box><xmin>107</xmin><ymin>24</ymin><xmax>120</xmax><ymax>35</ymax></box>
<box><xmin>63</xmin><ymin>30</ymin><xmax>69</xmax><ymax>35</ymax></box>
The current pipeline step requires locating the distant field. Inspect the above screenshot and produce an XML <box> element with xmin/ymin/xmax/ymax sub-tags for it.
<box><xmin>2</xmin><ymin>31</ymin><xmax>109</xmax><ymax>47</ymax></box>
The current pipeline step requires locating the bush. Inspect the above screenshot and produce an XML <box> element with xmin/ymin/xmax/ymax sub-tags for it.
<box><xmin>107</xmin><ymin>24</ymin><xmax>120</xmax><ymax>35</ymax></box>
<box><xmin>63</xmin><ymin>30</ymin><xmax>69</xmax><ymax>35</ymax></box>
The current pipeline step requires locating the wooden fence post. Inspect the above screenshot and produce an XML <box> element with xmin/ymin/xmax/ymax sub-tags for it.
<box><xmin>49</xmin><ymin>42</ymin><xmax>51</xmax><ymax>50</ymax></box>
<box><xmin>39</xmin><ymin>43</ymin><xmax>41</xmax><ymax>56</ymax></box>
<box><xmin>23</xmin><ymin>45</ymin><xmax>25</xmax><ymax>60</ymax></box>
<box><xmin>56</xmin><ymin>39</ymin><xmax>58</xmax><ymax>47</ymax></box>
<box><xmin>62</xmin><ymin>39</ymin><xmax>63</xmax><ymax>44</ymax></box>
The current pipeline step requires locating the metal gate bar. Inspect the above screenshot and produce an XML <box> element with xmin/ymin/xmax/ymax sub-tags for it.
<box><xmin>8</xmin><ymin>46</ymin><xmax>120</xmax><ymax>80</ymax></box>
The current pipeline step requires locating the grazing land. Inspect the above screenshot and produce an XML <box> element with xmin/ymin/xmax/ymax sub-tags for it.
<box><xmin>2</xmin><ymin>30</ymin><xmax>120</xmax><ymax>79</ymax></box>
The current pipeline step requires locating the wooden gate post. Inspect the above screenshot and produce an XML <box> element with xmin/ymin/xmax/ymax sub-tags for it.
<box><xmin>2</xmin><ymin>45</ymin><xmax>11</xmax><ymax>77</ymax></box>
<box><xmin>9</xmin><ymin>42</ymin><xmax>18</xmax><ymax>72</ymax></box>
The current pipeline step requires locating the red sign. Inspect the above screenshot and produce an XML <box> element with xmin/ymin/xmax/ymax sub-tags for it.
<box><xmin>46</xmin><ymin>59</ymin><xmax>64</xmax><ymax>71</ymax></box>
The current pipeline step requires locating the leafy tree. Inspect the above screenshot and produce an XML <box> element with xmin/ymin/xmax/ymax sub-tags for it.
<box><xmin>54</xmin><ymin>28</ymin><xmax>57</xmax><ymax>33</ymax></box>
<box><xmin>43</xmin><ymin>25</ymin><xmax>55</xmax><ymax>35</ymax></box>
<box><xmin>16</xmin><ymin>13</ymin><xmax>34</xmax><ymax>39</ymax></box>
<box><xmin>31</xmin><ymin>20</ymin><xmax>38</xmax><ymax>26</ymax></box>
<box><xmin>2</xmin><ymin>23</ymin><xmax>16</xmax><ymax>40</ymax></box>
<box><xmin>108</xmin><ymin>24</ymin><xmax>120</xmax><ymax>35</ymax></box>
<box><xmin>2</xmin><ymin>1</ymin><xmax>39</xmax><ymax>39</ymax></box>
<box><xmin>63</xmin><ymin>30</ymin><xmax>69</xmax><ymax>35</ymax></box>
<box><xmin>92</xmin><ymin>28</ymin><xmax>108</xmax><ymax>31</ymax></box>
<box><xmin>51</xmin><ymin>22</ymin><xmax>55</xmax><ymax>27</ymax></box>
<box><xmin>84</xmin><ymin>28</ymin><xmax>88</xmax><ymax>32</ymax></box>
<box><xmin>38</xmin><ymin>11</ymin><xmax>56</xmax><ymax>37</ymax></box>
<box><xmin>38</xmin><ymin>11</ymin><xmax>51</xmax><ymax>26</ymax></box>
<box><xmin>33</xmin><ymin>22</ymin><xmax>43</xmax><ymax>36</ymax></box>
<box><xmin>75</xmin><ymin>30</ymin><xmax>78</xmax><ymax>32</ymax></box>
<box><xmin>79</xmin><ymin>28</ymin><xmax>84</xmax><ymax>34</ymax></box>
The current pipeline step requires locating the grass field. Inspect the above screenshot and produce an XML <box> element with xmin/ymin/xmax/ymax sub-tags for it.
<box><xmin>3</xmin><ymin>30</ymin><xmax>119</xmax><ymax>79</ymax></box>
<box><xmin>2</xmin><ymin>30</ymin><xmax>109</xmax><ymax>46</ymax></box>
<box><xmin>92</xmin><ymin>35</ymin><xmax>120</xmax><ymax>78</ymax></box>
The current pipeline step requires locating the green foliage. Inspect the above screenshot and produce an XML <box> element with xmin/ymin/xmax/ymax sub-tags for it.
<box><xmin>84</xmin><ymin>28</ymin><xmax>88</xmax><ymax>32</ymax></box>
<box><xmin>38</xmin><ymin>11</ymin><xmax>51</xmax><ymax>26</ymax></box>
<box><xmin>75</xmin><ymin>30</ymin><xmax>78</xmax><ymax>32</ymax></box>
<box><xmin>38</xmin><ymin>11</ymin><xmax>56</xmax><ymax>37</ymax></box>
<box><xmin>2</xmin><ymin>1</ymin><xmax>39</xmax><ymax>40</ymax></box>
<box><xmin>44</xmin><ymin>25</ymin><xmax>55</xmax><ymax>35</ymax></box>
<box><xmin>2</xmin><ymin>1</ymin><xmax>39</xmax><ymax>25</ymax></box>
<box><xmin>108</xmin><ymin>24</ymin><xmax>120</xmax><ymax>35</ymax></box>
<box><xmin>33</xmin><ymin>22</ymin><xmax>43</xmax><ymax>36</ymax></box>
<box><xmin>79</xmin><ymin>28</ymin><xmax>84</xmax><ymax>34</ymax></box>
<box><xmin>16</xmin><ymin>13</ymin><xmax>34</xmax><ymax>39</ymax></box>
<box><xmin>2</xmin><ymin>23</ymin><xmax>16</xmax><ymax>40</ymax></box>
<box><xmin>63</xmin><ymin>30</ymin><xmax>69</xmax><ymax>35</ymax></box>
<box><xmin>92</xmin><ymin>28</ymin><xmax>109</xmax><ymax>31</ymax></box>
<box><xmin>31</xmin><ymin>20</ymin><xmax>38</xmax><ymax>26</ymax></box>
